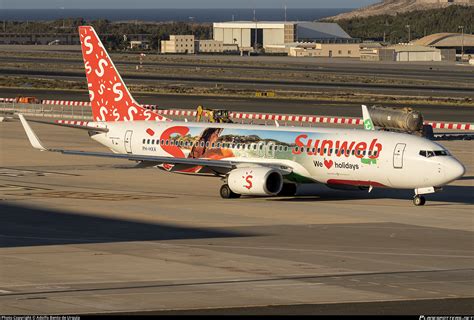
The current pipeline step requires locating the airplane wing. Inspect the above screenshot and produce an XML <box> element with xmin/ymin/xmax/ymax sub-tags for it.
<box><xmin>19</xmin><ymin>114</ymin><xmax>293</xmax><ymax>176</ymax></box>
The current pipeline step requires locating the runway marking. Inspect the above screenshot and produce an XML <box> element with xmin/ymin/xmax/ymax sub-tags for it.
<box><xmin>0</xmin><ymin>167</ymin><xmax>79</xmax><ymax>177</ymax></box>
<box><xmin>0</xmin><ymin>184</ymin><xmax>50</xmax><ymax>192</ymax></box>
<box><xmin>12</xmin><ymin>191</ymin><xmax>173</xmax><ymax>201</ymax></box>
<box><xmin>178</xmin><ymin>244</ymin><xmax>474</xmax><ymax>259</ymax></box>
<box><xmin>256</xmin><ymin>283</ymin><xmax>323</xmax><ymax>288</ymax></box>
<box><xmin>0</xmin><ymin>289</ymin><xmax>12</xmax><ymax>293</ymax></box>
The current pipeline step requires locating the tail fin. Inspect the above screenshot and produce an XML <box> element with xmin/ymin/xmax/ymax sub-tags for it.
<box><xmin>361</xmin><ymin>105</ymin><xmax>375</xmax><ymax>131</ymax></box>
<box><xmin>79</xmin><ymin>26</ymin><xmax>168</xmax><ymax>122</ymax></box>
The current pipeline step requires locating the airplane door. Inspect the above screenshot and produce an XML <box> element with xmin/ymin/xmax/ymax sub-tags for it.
<box><xmin>393</xmin><ymin>143</ymin><xmax>406</xmax><ymax>169</ymax></box>
<box><xmin>124</xmin><ymin>130</ymin><xmax>133</xmax><ymax>154</ymax></box>
<box><xmin>266</xmin><ymin>142</ymin><xmax>275</xmax><ymax>159</ymax></box>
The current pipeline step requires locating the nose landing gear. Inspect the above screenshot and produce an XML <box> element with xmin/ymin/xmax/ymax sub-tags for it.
<box><xmin>413</xmin><ymin>195</ymin><xmax>426</xmax><ymax>206</ymax></box>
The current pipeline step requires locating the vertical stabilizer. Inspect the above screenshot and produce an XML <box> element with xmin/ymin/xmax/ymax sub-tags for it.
<box><xmin>79</xmin><ymin>26</ymin><xmax>168</xmax><ymax>122</ymax></box>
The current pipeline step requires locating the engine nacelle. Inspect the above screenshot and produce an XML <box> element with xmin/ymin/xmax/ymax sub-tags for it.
<box><xmin>228</xmin><ymin>167</ymin><xmax>283</xmax><ymax>196</ymax></box>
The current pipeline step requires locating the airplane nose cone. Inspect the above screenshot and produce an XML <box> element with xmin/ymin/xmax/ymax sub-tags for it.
<box><xmin>445</xmin><ymin>159</ymin><xmax>465</xmax><ymax>183</ymax></box>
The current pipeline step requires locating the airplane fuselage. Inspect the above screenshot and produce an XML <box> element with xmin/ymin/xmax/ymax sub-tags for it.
<box><xmin>90</xmin><ymin>120</ymin><xmax>465</xmax><ymax>191</ymax></box>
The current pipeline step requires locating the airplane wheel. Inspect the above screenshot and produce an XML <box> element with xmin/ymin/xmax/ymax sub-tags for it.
<box><xmin>413</xmin><ymin>195</ymin><xmax>426</xmax><ymax>206</ymax></box>
<box><xmin>220</xmin><ymin>184</ymin><xmax>240</xmax><ymax>199</ymax></box>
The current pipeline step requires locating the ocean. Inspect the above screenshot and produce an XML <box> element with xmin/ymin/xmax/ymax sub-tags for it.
<box><xmin>0</xmin><ymin>8</ymin><xmax>349</xmax><ymax>22</ymax></box>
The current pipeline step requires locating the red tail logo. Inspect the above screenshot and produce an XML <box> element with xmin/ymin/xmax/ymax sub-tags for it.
<box><xmin>79</xmin><ymin>26</ymin><xmax>168</xmax><ymax>122</ymax></box>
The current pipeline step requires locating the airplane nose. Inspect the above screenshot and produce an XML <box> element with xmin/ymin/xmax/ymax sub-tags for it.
<box><xmin>445</xmin><ymin>159</ymin><xmax>465</xmax><ymax>183</ymax></box>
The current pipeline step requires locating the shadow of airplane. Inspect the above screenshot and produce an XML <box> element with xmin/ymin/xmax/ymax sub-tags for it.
<box><xmin>0</xmin><ymin>203</ymin><xmax>254</xmax><ymax>248</ymax></box>
<box><xmin>268</xmin><ymin>184</ymin><xmax>474</xmax><ymax>205</ymax></box>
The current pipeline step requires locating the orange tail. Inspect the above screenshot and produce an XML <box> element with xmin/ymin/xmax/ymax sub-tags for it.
<box><xmin>78</xmin><ymin>26</ymin><xmax>168</xmax><ymax>122</ymax></box>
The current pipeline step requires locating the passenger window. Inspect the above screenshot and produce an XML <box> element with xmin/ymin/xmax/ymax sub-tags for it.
<box><xmin>284</xmin><ymin>146</ymin><xmax>288</xmax><ymax>152</ymax></box>
<box><xmin>151</xmin><ymin>140</ymin><xmax>154</xmax><ymax>145</ymax></box>
<box><xmin>294</xmin><ymin>146</ymin><xmax>299</xmax><ymax>152</ymax></box>
<box><xmin>170</xmin><ymin>140</ymin><xmax>174</xmax><ymax>146</ymax></box>
<box><xmin>147</xmin><ymin>139</ymin><xmax>150</xmax><ymax>144</ymax></box>
<box><xmin>205</xmin><ymin>141</ymin><xmax>209</xmax><ymax>148</ymax></box>
<box><xmin>165</xmin><ymin>140</ymin><xmax>169</xmax><ymax>146</ymax></box>
<box><xmin>269</xmin><ymin>145</ymin><xmax>273</xmax><ymax>151</ymax></box>
<box><xmin>142</xmin><ymin>139</ymin><xmax>146</xmax><ymax>144</ymax></box>
<box><xmin>200</xmin><ymin>141</ymin><xmax>205</xmax><ymax>147</ymax></box>
<box><xmin>160</xmin><ymin>139</ymin><xmax>164</xmax><ymax>145</ymax></box>
<box><xmin>211</xmin><ymin>143</ymin><xmax>215</xmax><ymax>148</ymax></box>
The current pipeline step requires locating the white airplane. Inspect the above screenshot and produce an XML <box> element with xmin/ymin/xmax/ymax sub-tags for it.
<box><xmin>19</xmin><ymin>26</ymin><xmax>465</xmax><ymax>206</ymax></box>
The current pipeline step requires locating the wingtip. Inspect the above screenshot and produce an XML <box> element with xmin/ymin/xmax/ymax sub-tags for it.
<box><xmin>18</xmin><ymin>114</ymin><xmax>48</xmax><ymax>151</ymax></box>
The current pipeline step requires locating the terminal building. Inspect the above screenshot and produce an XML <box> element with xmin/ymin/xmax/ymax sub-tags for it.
<box><xmin>212</xmin><ymin>21</ymin><xmax>353</xmax><ymax>51</ymax></box>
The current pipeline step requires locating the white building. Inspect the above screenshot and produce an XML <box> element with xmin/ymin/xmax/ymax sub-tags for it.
<box><xmin>213</xmin><ymin>21</ymin><xmax>352</xmax><ymax>51</ymax></box>
<box><xmin>389</xmin><ymin>44</ymin><xmax>455</xmax><ymax>62</ymax></box>
<box><xmin>160</xmin><ymin>35</ymin><xmax>195</xmax><ymax>54</ymax></box>
<box><xmin>196</xmin><ymin>40</ymin><xmax>224</xmax><ymax>53</ymax></box>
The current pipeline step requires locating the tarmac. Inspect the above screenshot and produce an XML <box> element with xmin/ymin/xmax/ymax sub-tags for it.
<box><xmin>0</xmin><ymin>120</ymin><xmax>473</xmax><ymax>314</ymax></box>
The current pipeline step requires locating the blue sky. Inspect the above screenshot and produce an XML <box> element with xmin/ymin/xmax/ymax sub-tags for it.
<box><xmin>0</xmin><ymin>0</ymin><xmax>380</xmax><ymax>9</ymax></box>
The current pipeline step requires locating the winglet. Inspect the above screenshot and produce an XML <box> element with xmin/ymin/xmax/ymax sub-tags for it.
<box><xmin>362</xmin><ymin>105</ymin><xmax>375</xmax><ymax>131</ymax></box>
<box><xmin>18</xmin><ymin>114</ymin><xmax>48</xmax><ymax>151</ymax></box>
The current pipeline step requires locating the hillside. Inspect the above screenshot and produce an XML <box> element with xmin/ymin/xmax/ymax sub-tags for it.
<box><xmin>329</xmin><ymin>0</ymin><xmax>473</xmax><ymax>21</ymax></box>
<box><xmin>331</xmin><ymin>6</ymin><xmax>474</xmax><ymax>43</ymax></box>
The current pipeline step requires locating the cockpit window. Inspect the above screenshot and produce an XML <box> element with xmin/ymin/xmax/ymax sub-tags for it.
<box><xmin>419</xmin><ymin>150</ymin><xmax>450</xmax><ymax>158</ymax></box>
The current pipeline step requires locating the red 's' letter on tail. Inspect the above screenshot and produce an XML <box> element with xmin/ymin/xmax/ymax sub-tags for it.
<box><xmin>79</xmin><ymin>26</ymin><xmax>168</xmax><ymax>122</ymax></box>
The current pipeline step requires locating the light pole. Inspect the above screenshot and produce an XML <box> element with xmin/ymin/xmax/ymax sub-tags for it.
<box><xmin>458</xmin><ymin>25</ymin><xmax>464</xmax><ymax>61</ymax></box>
<box><xmin>253</xmin><ymin>9</ymin><xmax>257</xmax><ymax>51</ymax></box>
<box><xmin>405</xmin><ymin>25</ymin><xmax>411</xmax><ymax>43</ymax></box>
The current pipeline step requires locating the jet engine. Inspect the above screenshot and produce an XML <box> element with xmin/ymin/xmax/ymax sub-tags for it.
<box><xmin>228</xmin><ymin>167</ymin><xmax>283</xmax><ymax>196</ymax></box>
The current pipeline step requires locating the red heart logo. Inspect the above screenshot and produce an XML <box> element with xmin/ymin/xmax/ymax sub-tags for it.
<box><xmin>146</xmin><ymin>128</ymin><xmax>155</xmax><ymax>136</ymax></box>
<box><xmin>324</xmin><ymin>159</ymin><xmax>333</xmax><ymax>169</ymax></box>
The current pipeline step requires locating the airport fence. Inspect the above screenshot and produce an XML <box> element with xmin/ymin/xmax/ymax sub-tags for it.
<box><xmin>0</xmin><ymin>102</ymin><xmax>92</xmax><ymax>120</ymax></box>
<box><xmin>1</xmin><ymin>100</ymin><xmax>473</xmax><ymax>131</ymax></box>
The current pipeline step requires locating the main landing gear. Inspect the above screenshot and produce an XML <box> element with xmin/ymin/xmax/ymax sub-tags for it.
<box><xmin>220</xmin><ymin>184</ymin><xmax>241</xmax><ymax>199</ymax></box>
<box><xmin>413</xmin><ymin>195</ymin><xmax>426</xmax><ymax>206</ymax></box>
